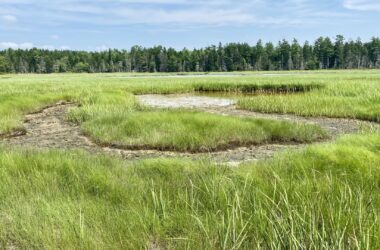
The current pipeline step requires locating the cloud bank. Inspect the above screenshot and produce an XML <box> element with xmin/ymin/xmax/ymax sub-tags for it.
<box><xmin>0</xmin><ymin>0</ymin><xmax>354</xmax><ymax>27</ymax></box>
<box><xmin>343</xmin><ymin>0</ymin><xmax>380</xmax><ymax>11</ymax></box>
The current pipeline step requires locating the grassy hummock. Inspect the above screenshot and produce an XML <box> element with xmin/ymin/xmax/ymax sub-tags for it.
<box><xmin>78</xmin><ymin>110</ymin><xmax>327</xmax><ymax>152</ymax></box>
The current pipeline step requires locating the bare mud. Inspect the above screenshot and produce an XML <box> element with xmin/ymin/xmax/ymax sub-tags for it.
<box><xmin>138</xmin><ymin>94</ymin><xmax>379</xmax><ymax>138</ymax></box>
<box><xmin>1</xmin><ymin>95</ymin><xmax>379</xmax><ymax>166</ymax></box>
<box><xmin>2</xmin><ymin>102</ymin><xmax>96</xmax><ymax>151</ymax></box>
<box><xmin>138</xmin><ymin>94</ymin><xmax>236</xmax><ymax>108</ymax></box>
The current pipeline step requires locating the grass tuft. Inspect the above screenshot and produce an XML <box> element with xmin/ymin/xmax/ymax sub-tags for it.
<box><xmin>79</xmin><ymin>110</ymin><xmax>327</xmax><ymax>152</ymax></box>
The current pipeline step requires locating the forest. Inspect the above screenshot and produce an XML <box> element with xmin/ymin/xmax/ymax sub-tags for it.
<box><xmin>0</xmin><ymin>35</ymin><xmax>380</xmax><ymax>73</ymax></box>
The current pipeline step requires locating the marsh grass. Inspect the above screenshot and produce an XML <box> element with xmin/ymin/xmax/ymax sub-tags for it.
<box><xmin>193</xmin><ymin>81</ymin><xmax>323</xmax><ymax>93</ymax></box>
<box><xmin>1</xmin><ymin>71</ymin><xmax>380</xmax><ymax>134</ymax></box>
<box><xmin>0</xmin><ymin>71</ymin><xmax>379</xmax><ymax>248</ymax></box>
<box><xmin>238</xmin><ymin>78</ymin><xmax>380</xmax><ymax>122</ymax></box>
<box><xmin>77</xmin><ymin>110</ymin><xmax>327</xmax><ymax>152</ymax></box>
<box><xmin>0</xmin><ymin>133</ymin><xmax>379</xmax><ymax>248</ymax></box>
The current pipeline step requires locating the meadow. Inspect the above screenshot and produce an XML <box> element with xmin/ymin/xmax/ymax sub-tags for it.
<box><xmin>0</xmin><ymin>70</ymin><xmax>379</xmax><ymax>249</ymax></box>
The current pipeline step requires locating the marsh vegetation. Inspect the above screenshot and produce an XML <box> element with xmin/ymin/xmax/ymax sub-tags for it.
<box><xmin>0</xmin><ymin>70</ymin><xmax>379</xmax><ymax>248</ymax></box>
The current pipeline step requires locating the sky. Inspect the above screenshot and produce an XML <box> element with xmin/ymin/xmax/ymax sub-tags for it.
<box><xmin>0</xmin><ymin>0</ymin><xmax>379</xmax><ymax>51</ymax></box>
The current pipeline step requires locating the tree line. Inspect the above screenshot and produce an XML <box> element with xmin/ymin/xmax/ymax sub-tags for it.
<box><xmin>0</xmin><ymin>35</ymin><xmax>380</xmax><ymax>73</ymax></box>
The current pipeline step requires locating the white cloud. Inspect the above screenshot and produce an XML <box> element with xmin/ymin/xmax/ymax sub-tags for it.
<box><xmin>42</xmin><ymin>45</ymin><xmax>55</xmax><ymax>50</ymax></box>
<box><xmin>0</xmin><ymin>42</ymin><xmax>72</xmax><ymax>50</ymax></box>
<box><xmin>0</xmin><ymin>0</ymin><xmax>282</xmax><ymax>27</ymax></box>
<box><xmin>343</xmin><ymin>0</ymin><xmax>380</xmax><ymax>11</ymax></box>
<box><xmin>1</xmin><ymin>14</ymin><xmax>17</xmax><ymax>23</ymax></box>
<box><xmin>58</xmin><ymin>4</ymin><xmax>104</xmax><ymax>14</ymax></box>
<box><xmin>0</xmin><ymin>0</ymin><xmax>359</xmax><ymax>29</ymax></box>
<box><xmin>112</xmin><ymin>8</ymin><xmax>254</xmax><ymax>25</ymax></box>
<box><xmin>0</xmin><ymin>42</ymin><xmax>34</xmax><ymax>49</ymax></box>
<box><xmin>0</xmin><ymin>0</ymin><xmax>29</xmax><ymax>3</ymax></box>
<box><xmin>95</xmin><ymin>45</ymin><xmax>109</xmax><ymax>51</ymax></box>
<box><xmin>114</xmin><ymin>0</ymin><xmax>188</xmax><ymax>3</ymax></box>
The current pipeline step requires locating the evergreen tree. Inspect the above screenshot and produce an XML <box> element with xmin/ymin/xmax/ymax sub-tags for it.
<box><xmin>0</xmin><ymin>55</ymin><xmax>8</xmax><ymax>73</ymax></box>
<box><xmin>1</xmin><ymin>36</ymin><xmax>379</xmax><ymax>73</ymax></box>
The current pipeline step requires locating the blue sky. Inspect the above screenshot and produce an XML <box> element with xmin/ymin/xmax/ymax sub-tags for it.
<box><xmin>0</xmin><ymin>0</ymin><xmax>379</xmax><ymax>51</ymax></box>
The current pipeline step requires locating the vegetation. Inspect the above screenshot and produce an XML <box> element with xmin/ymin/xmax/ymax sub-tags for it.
<box><xmin>76</xmin><ymin>110</ymin><xmax>326</xmax><ymax>152</ymax></box>
<box><xmin>192</xmin><ymin>81</ymin><xmax>322</xmax><ymax>93</ymax></box>
<box><xmin>238</xmin><ymin>74</ymin><xmax>380</xmax><ymax>122</ymax></box>
<box><xmin>0</xmin><ymin>71</ymin><xmax>379</xmax><ymax>248</ymax></box>
<box><xmin>1</xmin><ymin>71</ymin><xmax>380</xmax><ymax>136</ymax></box>
<box><xmin>0</xmin><ymin>132</ymin><xmax>379</xmax><ymax>248</ymax></box>
<box><xmin>1</xmin><ymin>35</ymin><xmax>380</xmax><ymax>73</ymax></box>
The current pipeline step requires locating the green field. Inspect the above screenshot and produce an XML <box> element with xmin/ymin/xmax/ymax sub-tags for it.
<box><xmin>0</xmin><ymin>70</ymin><xmax>380</xmax><ymax>248</ymax></box>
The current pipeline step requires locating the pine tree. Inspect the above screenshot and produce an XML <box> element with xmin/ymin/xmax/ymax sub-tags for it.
<box><xmin>0</xmin><ymin>55</ymin><xmax>8</xmax><ymax>73</ymax></box>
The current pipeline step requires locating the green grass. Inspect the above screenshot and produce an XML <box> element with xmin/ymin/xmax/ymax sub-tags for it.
<box><xmin>1</xmin><ymin>70</ymin><xmax>380</xmax><ymax>135</ymax></box>
<box><xmin>192</xmin><ymin>81</ymin><xmax>322</xmax><ymax>93</ymax></box>
<box><xmin>0</xmin><ymin>71</ymin><xmax>380</xmax><ymax>248</ymax></box>
<box><xmin>76</xmin><ymin>110</ymin><xmax>327</xmax><ymax>152</ymax></box>
<box><xmin>237</xmin><ymin>74</ymin><xmax>380</xmax><ymax>122</ymax></box>
<box><xmin>0</xmin><ymin>132</ymin><xmax>379</xmax><ymax>249</ymax></box>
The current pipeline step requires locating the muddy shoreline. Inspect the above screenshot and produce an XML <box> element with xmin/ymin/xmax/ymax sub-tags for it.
<box><xmin>1</xmin><ymin>95</ymin><xmax>379</xmax><ymax>165</ymax></box>
<box><xmin>0</xmin><ymin>103</ymin><xmax>309</xmax><ymax>165</ymax></box>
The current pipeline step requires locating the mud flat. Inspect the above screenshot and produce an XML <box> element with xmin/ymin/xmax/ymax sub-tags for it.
<box><xmin>138</xmin><ymin>94</ymin><xmax>236</xmax><ymax>108</ymax></box>
<box><xmin>2</xmin><ymin>102</ymin><xmax>96</xmax><ymax>151</ymax></box>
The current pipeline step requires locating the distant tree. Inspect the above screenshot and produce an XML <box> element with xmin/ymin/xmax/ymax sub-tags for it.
<box><xmin>265</xmin><ymin>42</ymin><xmax>275</xmax><ymax>70</ymax></box>
<box><xmin>368</xmin><ymin>37</ymin><xmax>380</xmax><ymax>68</ymax></box>
<box><xmin>334</xmin><ymin>35</ymin><xmax>345</xmax><ymax>68</ymax></box>
<box><xmin>252</xmin><ymin>40</ymin><xmax>263</xmax><ymax>70</ymax></box>
<box><xmin>0</xmin><ymin>55</ymin><xmax>8</xmax><ymax>73</ymax></box>
<box><xmin>36</xmin><ymin>57</ymin><xmax>47</xmax><ymax>73</ymax></box>
<box><xmin>1</xmin><ymin>35</ymin><xmax>380</xmax><ymax>73</ymax></box>
<box><xmin>291</xmin><ymin>39</ymin><xmax>303</xmax><ymax>70</ymax></box>
<box><xmin>74</xmin><ymin>62</ymin><xmax>90</xmax><ymax>73</ymax></box>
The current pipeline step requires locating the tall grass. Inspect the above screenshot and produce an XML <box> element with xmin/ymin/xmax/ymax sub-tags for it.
<box><xmin>0</xmin><ymin>132</ymin><xmax>379</xmax><ymax>248</ymax></box>
<box><xmin>238</xmin><ymin>77</ymin><xmax>380</xmax><ymax>122</ymax></box>
<box><xmin>193</xmin><ymin>81</ymin><xmax>322</xmax><ymax>93</ymax></box>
